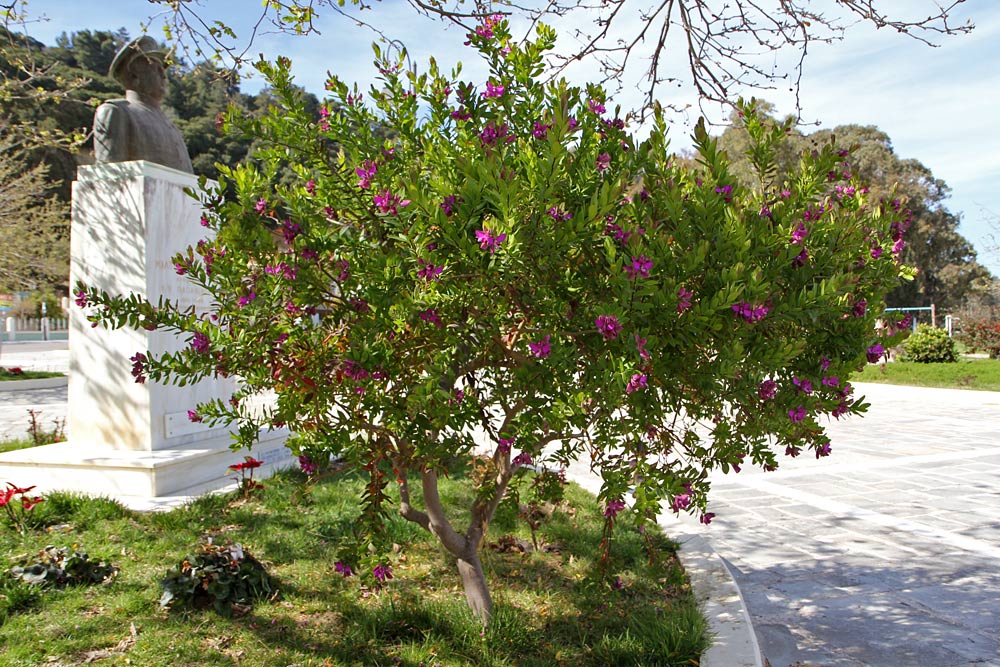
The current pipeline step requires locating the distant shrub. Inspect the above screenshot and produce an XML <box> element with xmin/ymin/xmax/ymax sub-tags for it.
<box><xmin>955</xmin><ymin>318</ymin><xmax>1000</xmax><ymax>359</ymax></box>
<box><xmin>899</xmin><ymin>325</ymin><xmax>958</xmax><ymax>363</ymax></box>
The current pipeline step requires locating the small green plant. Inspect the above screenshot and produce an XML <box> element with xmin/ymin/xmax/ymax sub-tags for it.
<box><xmin>0</xmin><ymin>483</ymin><xmax>45</xmax><ymax>534</ymax></box>
<box><xmin>0</xmin><ymin>366</ymin><xmax>24</xmax><ymax>378</ymax></box>
<box><xmin>899</xmin><ymin>324</ymin><xmax>958</xmax><ymax>363</ymax></box>
<box><xmin>159</xmin><ymin>542</ymin><xmax>275</xmax><ymax>615</ymax></box>
<box><xmin>0</xmin><ymin>576</ymin><xmax>41</xmax><ymax>626</ymax></box>
<box><xmin>26</xmin><ymin>409</ymin><xmax>66</xmax><ymax>446</ymax></box>
<box><xmin>10</xmin><ymin>546</ymin><xmax>116</xmax><ymax>586</ymax></box>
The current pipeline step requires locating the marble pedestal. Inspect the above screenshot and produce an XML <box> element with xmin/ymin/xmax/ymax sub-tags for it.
<box><xmin>0</xmin><ymin>162</ymin><xmax>291</xmax><ymax>506</ymax></box>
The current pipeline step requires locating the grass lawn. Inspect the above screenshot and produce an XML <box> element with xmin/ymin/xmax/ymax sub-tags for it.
<box><xmin>0</xmin><ymin>466</ymin><xmax>708</xmax><ymax>667</ymax></box>
<box><xmin>854</xmin><ymin>357</ymin><xmax>1000</xmax><ymax>391</ymax></box>
<box><xmin>0</xmin><ymin>369</ymin><xmax>63</xmax><ymax>381</ymax></box>
<box><xmin>0</xmin><ymin>438</ymin><xmax>40</xmax><ymax>455</ymax></box>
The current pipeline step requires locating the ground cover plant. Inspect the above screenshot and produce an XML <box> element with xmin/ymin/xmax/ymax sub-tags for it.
<box><xmin>855</xmin><ymin>358</ymin><xmax>1000</xmax><ymax>391</ymax></box>
<box><xmin>0</xmin><ymin>468</ymin><xmax>707</xmax><ymax>666</ymax></box>
<box><xmin>77</xmin><ymin>18</ymin><xmax>911</xmax><ymax>622</ymax></box>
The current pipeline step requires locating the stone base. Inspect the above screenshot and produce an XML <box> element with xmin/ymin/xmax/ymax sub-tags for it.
<box><xmin>0</xmin><ymin>431</ymin><xmax>293</xmax><ymax>511</ymax></box>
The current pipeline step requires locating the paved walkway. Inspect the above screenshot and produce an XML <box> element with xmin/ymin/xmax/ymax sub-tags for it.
<box><xmin>0</xmin><ymin>342</ymin><xmax>69</xmax><ymax>440</ymax></box>
<box><xmin>3</xmin><ymin>342</ymin><xmax>999</xmax><ymax>666</ymax></box>
<box><xmin>675</xmin><ymin>382</ymin><xmax>1000</xmax><ymax>667</ymax></box>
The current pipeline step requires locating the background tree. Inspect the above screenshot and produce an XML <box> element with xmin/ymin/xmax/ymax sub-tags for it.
<box><xmin>0</xmin><ymin>133</ymin><xmax>69</xmax><ymax>292</ymax></box>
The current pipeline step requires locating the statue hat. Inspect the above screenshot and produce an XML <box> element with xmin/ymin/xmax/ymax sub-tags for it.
<box><xmin>109</xmin><ymin>36</ymin><xmax>167</xmax><ymax>84</ymax></box>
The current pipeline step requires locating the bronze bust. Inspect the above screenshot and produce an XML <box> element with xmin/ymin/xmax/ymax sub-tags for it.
<box><xmin>93</xmin><ymin>36</ymin><xmax>194</xmax><ymax>174</ymax></box>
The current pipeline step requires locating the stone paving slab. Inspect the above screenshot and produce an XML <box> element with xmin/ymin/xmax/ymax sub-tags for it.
<box><xmin>675</xmin><ymin>381</ymin><xmax>1000</xmax><ymax>667</ymax></box>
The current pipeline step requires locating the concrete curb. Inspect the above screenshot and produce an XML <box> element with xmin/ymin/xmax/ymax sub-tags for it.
<box><xmin>0</xmin><ymin>376</ymin><xmax>68</xmax><ymax>391</ymax></box>
<box><xmin>668</xmin><ymin>528</ymin><xmax>763</xmax><ymax>667</ymax></box>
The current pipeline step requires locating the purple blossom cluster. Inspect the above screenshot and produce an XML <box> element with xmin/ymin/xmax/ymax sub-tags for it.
<box><xmin>595</xmin><ymin>315</ymin><xmax>622</xmax><ymax>340</ymax></box>
<box><xmin>732</xmin><ymin>301</ymin><xmax>770</xmax><ymax>323</ymax></box>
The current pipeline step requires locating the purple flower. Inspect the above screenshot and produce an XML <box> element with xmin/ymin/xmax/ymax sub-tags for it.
<box><xmin>335</xmin><ymin>260</ymin><xmax>350</xmax><ymax>282</ymax></box>
<box><xmin>671</xmin><ymin>490</ymin><xmax>691</xmax><ymax>512</ymax></box>
<box><xmin>822</xmin><ymin>376</ymin><xmax>840</xmax><ymax>388</ymax></box>
<box><xmin>625</xmin><ymin>373</ymin><xmax>648</xmax><ymax>394</ymax></box>
<box><xmin>714</xmin><ymin>184</ymin><xmax>733</xmax><ymax>200</ymax></box>
<box><xmin>792</xmin><ymin>377</ymin><xmax>813</xmax><ymax>395</ymax></box>
<box><xmin>871</xmin><ymin>245</ymin><xmax>884</xmax><ymax>259</ymax></box>
<box><xmin>528</xmin><ymin>334</ymin><xmax>551</xmax><ymax>358</ymax></box>
<box><xmin>174</xmin><ymin>262</ymin><xmax>187</xmax><ymax>275</ymax></box>
<box><xmin>532</xmin><ymin>121</ymin><xmax>551</xmax><ymax>139</ymax></box>
<box><xmin>479</xmin><ymin>121</ymin><xmax>511</xmax><ymax>147</ymax></box>
<box><xmin>788</xmin><ymin>405</ymin><xmax>807</xmax><ymax>423</ymax></box>
<box><xmin>546</xmin><ymin>206</ymin><xmax>571</xmax><ymax>221</ymax></box>
<box><xmin>199</xmin><ymin>215</ymin><xmax>210</xmax><ymax>227</ymax></box>
<box><xmin>475</xmin><ymin>229</ymin><xmax>506</xmax><ymax>253</ymax></box>
<box><xmin>440</xmin><ymin>195</ymin><xmax>459</xmax><ymax>217</ymax></box>
<box><xmin>373</xmin><ymin>190</ymin><xmax>410</xmax><ymax>216</ymax></box>
<box><xmin>298</xmin><ymin>455</ymin><xmax>319</xmax><ymax>476</ymax></box>
<box><xmin>419</xmin><ymin>308</ymin><xmax>443</xmax><ymax>328</ymax></box>
<box><xmin>866</xmin><ymin>344</ymin><xmax>885</xmax><ymax>364</ymax></box>
<box><xmin>820</xmin><ymin>355</ymin><xmax>831</xmax><ymax>372</ymax></box>
<box><xmin>567</xmin><ymin>116</ymin><xmax>579</xmax><ymax>130</ymax></box>
<box><xmin>349</xmin><ymin>298</ymin><xmax>370</xmax><ymax>313</ymax></box>
<box><xmin>815</xmin><ymin>442</ymin><xmax>832</xmax><ymax>458</ymax></box>
<box><xmin>853</xmin><ymin>299</ymin><xmax>867</xmax><ymax>318</ymax></box>
<box><xmin>473</xmin><ymin>13</ymin><xmax>502</xmax><ymax>39</ymax></box>
<box><xmin>780</xmin><ymin>189</ymin><xmax>792</xmax><ymax>199</ymax></box>
<box><xmin>758</xmin><ymin>379</ymin><xmax>777</xmax><ymax>400</ymax></box>
<box><xmin>450</xmin><ymin>107</ymin><xmax>471</xmax><ymax>121</ymax></box>
<box><xmin>595</xmin><ymin>152</ymin><xmax>611</xmax><ymax>172</ymax></box>
<box><xmin>595</xmin><ymin>315</ymin><xmax>622</xmax><ymax>340</ymax></box>
<box><xmin>372</xmin><ymin>563</ymin><xmax>392</xmax><ymax>583</ymax></box>
<box><xmin>354</xmin><ymin>160</ymin><xmax>378</xmax><ymax>190</ymax></box>
<box><xmin>417</xmin><ymin>259</ymin><xmax>444</xmax><ymax>281</ymax></box>
<box><xmin>604</xmin><ymin>498</ymin><xmax>626</xmax><ymax>518</ymax></box>
<box><xmin>498</xmin><ymin>437</ymin><xmax>515</xmax><ymax>454</ymax></box>
<box><xmin>732</xmin><ymin>301</ymin><xmax>770</xmax><ymax>323</ymax></box>
<box><xmin>305</xmin><ymin>179</ymin><xmax>317</xmax><ymax>195</ymax></box>
<box><xmin>334</xmin><ymin>561</ymin><xmax>354</xmax><ymax>578</ymax></box>
<box><xmin>238</xmin><ymin>291</ymin><xmax>257</xmax><ymax>308</ymax></box>
<box><xmin>624</xmin><ymin>255</ymin><xmax>652</xmax><ymax>280</ymax></box>
<box><xmin>634</xmin><ymin>334</ymin><xmax>651</xmax><ymax>360</ymax></box>
<box><xmin>512</xmin><ymin>451</ymin><xmax>533</xmax><ymax>467</ymax></box>
<box><xmin>677</xmin><ymin>287</ymin><xmax>693</xmax><ymax>314</ymax></box>
<box><xmin>587</xmin><ymin>99</ymin><xmax>606</xmax><ymax>114</ymax></box>
<box><xmin>759</xmin><ymin>206</ymin><xmax>772</xmax><ymax>218</ymax></box>
<box><xmin>74</xmin><ymin>290</ymin><xmax>88</xmax><ymax>308</ymax></box>
<box><xmin>282</xmin><ymin>219</ymin><xmax>301</xmax><ymax>244</ymax></box>
<box><xmin>187</xmin><ymin>409</ymin><xmax>202</xmax><ymax>423</ymax></box>
<box><xmin>190</xmin><ymin>332</ymin><xmax>210</xmax><ymax>354</ymax></box>
<box><xmin>481</xmin><ymin>80</ymin><xmax>505</xmax><ymax>99</ymax></box>
<box><xmin>790</xmin><ymin>222</ymin><xmax>808</xmax><ymax>244</ymax></box>
<box><xmin>254</xmin><ymin>198</ymin><xmax>267</xmax><ymax>215</ymax></box>
<box><xmin>700</xmin><ymin>512</ymin><xmax>716</xmax><ymax>525</ymax></box>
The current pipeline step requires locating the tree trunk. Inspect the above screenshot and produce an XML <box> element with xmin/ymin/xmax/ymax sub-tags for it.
<box><xmin>456</xmin><ymin>549</ymin><xmax>493</xmax><ymax>624</ymax></box>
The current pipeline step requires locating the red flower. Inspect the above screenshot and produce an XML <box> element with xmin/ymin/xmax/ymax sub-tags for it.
<box><xmin>21</xmin><ymin>496</ymin><xmax>45</xmax><ymax>511</ymax></box>
<box><xmin>228</xmin><ymin>457</ymin><xmax>264</xmax><ymax>472</ymax></box>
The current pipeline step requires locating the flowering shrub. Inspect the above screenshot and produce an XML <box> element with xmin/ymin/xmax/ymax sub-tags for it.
<box><xmin>77</xmin><ymin>19</ymin><xmax>910</xmax><ymax>622</ymax></box>
<box><xmin>899</xmin><ymin>324</ymin><xmax>958</xmax><ymax>363</ymax></box>
<box><xmin>955</xmin><ymin>316</ymin><xmax>1000</xmax><ymax>359</ymax></box>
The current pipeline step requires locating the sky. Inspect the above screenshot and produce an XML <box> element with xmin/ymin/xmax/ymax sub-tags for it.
<box><xmin>17</xmin><ymin>0</ymin><xmax>1000</xmax><ymax>277</ymax></box>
